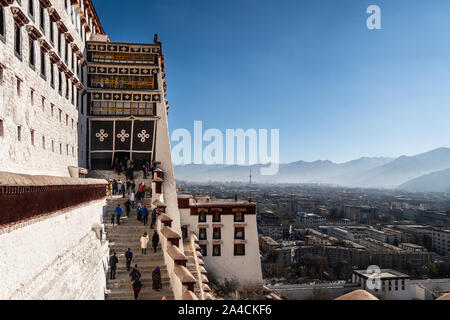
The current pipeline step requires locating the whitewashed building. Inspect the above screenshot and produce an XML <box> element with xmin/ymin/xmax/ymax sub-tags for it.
<box><xmin>178</xmin><ymin>194</ymin><xmax>263</xmax><ymax>285</ymax></box>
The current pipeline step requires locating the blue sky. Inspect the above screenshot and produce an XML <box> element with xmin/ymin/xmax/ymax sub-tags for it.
<box><xmin>93</xmin><ymin>0</ymin><xmax>450</xmax><ymax>163</ymax></box>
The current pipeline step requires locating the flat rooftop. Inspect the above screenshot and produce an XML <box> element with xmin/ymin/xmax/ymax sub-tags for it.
<box><xmin>354</xmin><ymin>269</ymin><xmax>410</xmax><ymax>280</ymax></box>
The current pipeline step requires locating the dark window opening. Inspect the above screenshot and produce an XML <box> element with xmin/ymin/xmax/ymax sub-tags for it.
<box><xmin>28</xmin><ymin>0</ymin><xmax>34</xmax><ymax>19</ymax></box>
<box><xmin>212</xmin><ymin>244</ymin><xmax>221</xmax><ymax>256</ymax></box>
<box><xmin>50</xmin><ymin>21</ymin><xmax>54</xmax><ymax>44</ymax></box>
<box><xmin>234</xmin><ymin>210</ymin><xmax>245</xmax><ymax>222</ymax></box>
<box><xmin>234</xmin><ymin>244</ymin><xmax>245</xmax><ymax>256</ymax></box>
<box><xmin>15</xmin><ymin>24</ymin><xmax>22</xmax><ymax>59</ymax></box>
<box><xmin>235</xmin><ymin>227</ymin><xmax>245</xmax><ymax>240</ymax></box>
<box><xmin>29</xmin><ymin>40</ymin><xmax>35</xmax><ymax>69</ymax></box>
<box><xmin>198</xmin><ymin>210</ymin><xmax>207</xmax><ymax>223</ymax></box>
<box><xmin>213</xmin><ymin>227</ymin><xmax>221</xmax><ymax>240</ymax></box>
<box><xmin>50</xmin><ymin>63</ymin><xmax>54</xmax><ymax>87</ymax></box>
<box><xmin>58</xmin><ymin>32</ymin><xmax>61</xmax><ymax>55</ymax></box>
<box><xmin>58</xmin><ymin>72</ymin><xmax>62</xmax><ymax>94</ymax></box>
<box><xmin>199</xmin><ymin>228</ymin><xmax>207</xmax><ymax>240</ymax></box>
<box><xmin>39</xmin><ymin>4</ymin><xmax>45</xmax><ymax>33</ymax></box>
<box><xmin>40</xmin><ymin>50</ymin><xmax>46</xmax><ymax>79</ymax></box>
<box><xmin>0</xmin><ymin>6</ymin><xmax>5</xmax><ymax>42</ymax></box>
<box><xmin>200</xmin><ymin>244</ymin><xmax>207</xmax><ymax>256</ymax></box>
<box><xmin>212</xmin><ymin>211</ymin><xmax>221</xmax><ymax>223</ymax></box>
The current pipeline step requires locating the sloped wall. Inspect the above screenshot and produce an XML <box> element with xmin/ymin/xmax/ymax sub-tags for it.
<box><xmin>0</xmin><ymin>199</ymin><xmax>109</xmax><ymax>300</ymax></box>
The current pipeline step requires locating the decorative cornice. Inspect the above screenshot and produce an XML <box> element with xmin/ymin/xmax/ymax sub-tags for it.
<box><xmin>56</xmin><ymin>21</ymin><xmax>68</xmax><ymax>33</ymax></box>
<box><xmin>11</xmin><ymin>7</ymin><xmax>30</xmax><ymax>27</ymax></box>
<box><xmin>0</xmin><ymin>0</ymin><xmax>14</xmax><ymax>7</ymax></box>
<box><xmin>26</xmin><ymin>25</ymin><xmax>43</xmax><ymax>41</ymax></box>
<box><xmin>39</xmin><ymin>0</ymin><xmax>52</xmax><ymax>9</ymax></box>
<box><xmin>39</xmin><ymin>39</ymin><xmax>52</xmax><ymax>53</ymax></box>
<box><xmin>49</xmin><ymin>51</ymin><xmax>61</xmax><ymax>64</ymax></box>
<box><xmin>48</xmin><ymin>8</ymin><xmax>61</xmax><ymax>22</ymax></box>
<box><xmin>64</xmin><ymin>33</ymin><xmax>74</xmax><ymax>43</ymax></box>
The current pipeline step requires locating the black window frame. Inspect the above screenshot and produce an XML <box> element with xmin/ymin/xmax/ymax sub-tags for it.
<box><xmin>28</xmin><ymin>0</ymin><xmax>35</xmax><ymax>21</ymax></box>
<box><xmin>64</xmin><ymin>42</ymin><xmax>68</xmax><ymax>64</ymax></box>
<box><xmin>29</xmin><ymin>39</ymin><xmax>36</xmax><ymax>70</ymax></box>
<box><xmin>57</xmin><ymin>31</ymin><xmax>61</xmax><ymax>55</ymax></box>
<box><xmin>65</xmin><ymin>78</ymin><xmax>69</xmax><ymax>99</ymax></box>
<box><xmin>199</xmin><ymin>228</ymin><xmax>207</xmax><ymax>240</ymax></box>
<box><xmin>213</xmin><ymin>227</ymin><xmax>221</xmax><ymax>240</ymax></box>
<box><xmin>234</xmin><ymin>227</ymin><xmax>245</xmax><ymax>240</ymax></box>
<box><xmin>49</xmin><ymin>21</ymin><xmax>54</xmax><ymax>45</ymax></box>
<box><xmin>198</xmin><ymin>210</ymin><xmax>207</xmax><ymax>223</ymax></box>
<box><xmin>0</xmin><ymin>6</ymin><xmax>6</xmax><ymax>43</ymax></box>
<box><xmin>58</xmin><ymin>72</ymin><xmax>62</xmax><ymax>95</ymax></box>
<box><xmin>40</xmin><ymin>49</ymin><xmax>46</xmax><ymax>79</ymax></box>
<box><xmin>200</xmin><ymin>244</ymin><xmax>207</xmax><ymax>256</ymax></box>
<box><xmin>39</xmin><ymin>4</ymin><xmax>45</xmax><ymax>34</ymax></box>
<box><xmin>212</xmin><ymin>244</ymin><xmax>221</xmax><ymax>257</ymax></box>
<box><xmin>50</xmin><ymin>61</ymin><xmax>54</xmax><ymax>88</ymax></box>
<box><xmin>234</xmin><ymin>210</ymin><xmax>245</xmax><ymax>222</ymax></box>
<box><xmin>234</xmin><ymin>244</ymin><xmax>245</xmax><ymax>256</ymax></box>
<box><xmin>212</xmin><ymin>210</ymin><xmax>221</xmax><ymax>223</ymax></box>
<box><xmin>15</xmin><ymin>23</ymin><xmax>22</xmax><ymax>60</ymax></box>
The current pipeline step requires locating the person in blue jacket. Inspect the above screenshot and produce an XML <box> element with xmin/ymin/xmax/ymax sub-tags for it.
<box><xmin>125</xmin><ymin>248</ymin><xmax>133</xmax><ymax>272</ymax></box>
<box><xmin>142</xmin><ymin>205</ymin><xmax>149</xmax><ymax>226</ymax></box>
<box><xmin>115</xmin><ymin>204</ymin><xmax>124</xmax><ymax>225</ymax></box>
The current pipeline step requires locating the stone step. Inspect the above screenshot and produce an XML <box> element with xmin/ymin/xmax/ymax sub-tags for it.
<box><xmin>108</xmin><ymin>276</ymin><xmax>170</xmax><ymax>289</ymax></box>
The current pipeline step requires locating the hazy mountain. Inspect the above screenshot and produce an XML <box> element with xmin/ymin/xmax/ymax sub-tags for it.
<box><xmin>399</xmin><ymin>168</ymin><xmax>450</xmax><ymax>193</ymax></box>
<box><xmin>174</xmin><ymin>148</ymin><xmax>450</xmax><ymax>190</ymax></box>
<box><xmin>174</xmin><ymin>156</ymin><xmax>394</xmax><ymax>183</ymax></box>
<box><xmin>346</xmin><ymin>147</ymin><xmax>450</xmax><ymax>188</ymax></box>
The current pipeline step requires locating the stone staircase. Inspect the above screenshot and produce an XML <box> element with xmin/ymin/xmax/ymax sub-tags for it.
<box><xmin>104</xmin><ymin>192</ymin><xmax>174</xmax><ymax>300</ymax></box>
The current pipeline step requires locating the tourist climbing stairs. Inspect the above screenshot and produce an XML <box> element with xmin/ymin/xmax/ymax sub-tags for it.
<box><xmin>103</xmin><ymin>177</ymin><xmax>174</xmax><ymax>300</ymax></box>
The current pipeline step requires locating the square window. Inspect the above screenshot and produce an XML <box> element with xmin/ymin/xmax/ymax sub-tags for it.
<box><xmin>212</xmin><ymin>244</ymin><xmax>221</xmax><ymax>256</ymax></box>
<box><xmin>198</xmin><ymin>209</ymin><xmax>207</xmax><ymax>223</ymax></box>
<box><xmin>234</xmin><ymin>209</ymin><xmax>245</xmax><ymax>222</ymax></box>
<box><xmin>199</xmin><ymin>228</ymin><xmax>207</xmax><ymax>240</ymax></box>
<box><xmin>213</xmin><ymin>227</ymin><xmax>221</xmax><ymax>240</ymax></box>
<box><xmin>234</xmin><ymin>244</ymin><xmax>245</xmax><ymax>256</ymax></box>
<box><xmin>212</xmin><ymin>210</ymin><xmax>221</xmax><ymax>223</ymax></box>
<box><xmin>234</xmin><ymin>227</ymin><xmax>245</xmax><ymax>240</ymax></box>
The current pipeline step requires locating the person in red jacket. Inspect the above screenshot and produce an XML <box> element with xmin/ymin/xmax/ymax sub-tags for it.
<box><xmin>139</xmin><ymin>183</ymin><xmax>146</xmax><ymax>198</ymax></box>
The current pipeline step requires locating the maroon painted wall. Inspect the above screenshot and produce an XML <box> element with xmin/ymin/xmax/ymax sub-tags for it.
<box><xmin>0</xmin><ymin>184</ymin><xmax>106</xmax><ymax>227</ymax></box>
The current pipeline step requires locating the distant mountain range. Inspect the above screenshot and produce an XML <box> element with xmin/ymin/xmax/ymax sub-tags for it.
<box><xmin>174</xmin><ymin>147</ymin><xmax>450</xmax><ymax>193</ymax></box>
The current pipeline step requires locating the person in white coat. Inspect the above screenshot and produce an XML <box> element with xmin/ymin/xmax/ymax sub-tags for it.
<box><xmin>140</xmin><ymin>232</ymin><xmax>149</xmax><ymax>254</ymax></box>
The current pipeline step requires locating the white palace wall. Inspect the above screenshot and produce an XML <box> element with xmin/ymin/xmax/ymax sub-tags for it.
<box><xmin>0</xmin><ymin>0</ymin><xmax>93</xmax><ymax>176</ymax></box>
<box><xmin>0</xmin><ymin>199</ymin><xmax>109</xmax><ymax>300</ymax></box>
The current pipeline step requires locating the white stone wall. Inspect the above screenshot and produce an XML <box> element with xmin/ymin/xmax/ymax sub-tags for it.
<box><xmin>179</xmin><ymin>207</ymin><xmax>263</xmax><ymax>285</ymax></box>
<box><xmin>154</xmin><ymin>63</ymin><xmax>183</xmax><ymax>243</ymax></box>
<box><xmin>0</xmin><ymin>199</ymin><xmax>109</xmax><ymax>300</ymax></box>
<box><xmin>0</xmin><ymin>0</ymin><xmax>91</xmax><ymax>176</ymax></box>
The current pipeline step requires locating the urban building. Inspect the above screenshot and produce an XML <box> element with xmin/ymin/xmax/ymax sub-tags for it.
<box><xmin>178</xmin><ymin>194</ymin><xmax>263</xmax><ymax>285</ymax></box>
<box><xmin>296</xmin><ymin>212</ymin><xmax>326</xmax><ymax>225</ymax></box>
